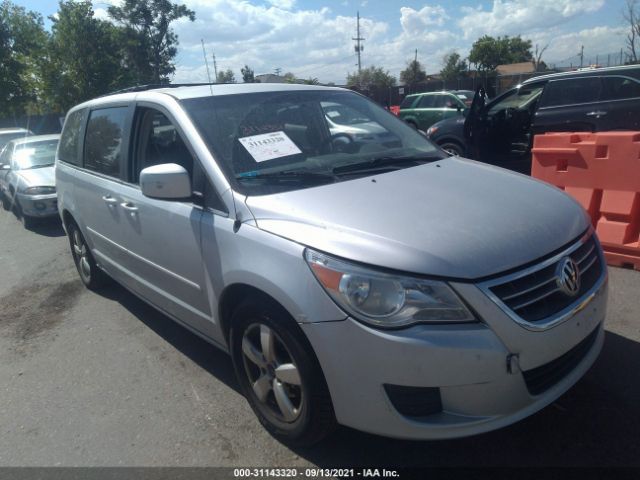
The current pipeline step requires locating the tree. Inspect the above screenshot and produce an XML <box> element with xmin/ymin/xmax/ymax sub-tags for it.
<box><xmin>283</xmin><ymin>72</ymin><xmax>297</xmax><ymax>83</ymax></box>
<box><xmin>0</xmin><ymin>1</ymin><xmax>47</xmax><ymax>117</ymax></box>
<box><xmin>468</xmin><ymin>35</ymin><xmax>533</xmax><ymax>73</ymax></box>
<box><xmin>217</xmin><ymin>69</ymin><xmax>236</xmax><ymax>83</ymax></box>
<box><xmin>623</xmin><ymin>0</ymin><xmax>639</xmax><ymax>63</ymax></box>
<box><xmin>42</xmin><ymin>1</ymin><xmax>129</xmax><ymax>112</ymax></box>
<box><xmin>108</xmin><ymin>0</ymin><xmax>195</xmax><ymax>84</ymax></box>
<box><xmin>241</xmin><ymin>65</ymin><xmax>255</xmax><ymax>83</ymax></box>
<box><xmin>346</xmin><ymin>66</ymin><xmax>396</xmax><ymax>89</ymax></box>
<box><xmin>302</xmin><ymin>77</ymin><xmax>319</xmax><ymax>85</ymax></box>
<box><xmin>440</xmin><ymin>52</ymin><xmax>467</xmax><ymax>82</ymax></box>
<box><xmin>533</xmin><ymin>43</ymin><xmax>549</xmax><ymax>72</ymax></box>
<box><xmin>400</xmin><ymin>59</ymin><xmax>426</xmax><ymax>87</ymax></box>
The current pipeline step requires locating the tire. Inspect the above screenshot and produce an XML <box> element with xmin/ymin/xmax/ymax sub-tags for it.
<box><xmin>1</xmin><ymin>193</ymin><xmax>9</xmax><ymax>211</ymax></box>
<box><xmin>230</xmin><ymin>297</ymin><xmax>336</xmax><ymax>446</ymax></box>
<box><xmin>406</xmin><ymin>120</ymin><xmax>418</xmax><ymax>130</ymax></box>
<box><xmin>67</xmin><ymin>221</ymin><xmax>110</xmax><ymax>290</ymax></box>
<box><xmin>439</xmin><ymin>141</ymin><xmax>465</xmax><ymax>157</ymax></box>
<box><xmin>21</xmin><ymin>213</ymin><xmax>36</xmax><ymax>229</ymax></box>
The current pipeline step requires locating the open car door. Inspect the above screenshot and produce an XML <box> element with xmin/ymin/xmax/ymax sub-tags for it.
<box><xmin>464</xmin><ymin>83</ymin><xmax>546</xmax><ymax>175</ymax></box>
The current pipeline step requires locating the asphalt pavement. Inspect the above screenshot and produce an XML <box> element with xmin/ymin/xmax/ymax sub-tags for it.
<box><xmin>1</xmin><ymin>206</ymin><xmax>639</xmax><ymax>468</ymax></box>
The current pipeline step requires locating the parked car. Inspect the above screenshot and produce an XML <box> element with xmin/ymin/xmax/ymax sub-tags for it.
<box><xmin>465</xmin><ymin>64</ymin><xmax>640</xmax><ymax>174</ymax></box>
<box><xmin>425</xmin><ymin>115</ymin><xmax>468</xmax><ymax>157</ymax></box>
<box><xmin>0</xmin><ymin>127</ymin><xmax>32</xmax><ymax>150</ymax></box>
<box><xmin>322</xmin><ymin>101</ymin><xmax>401</xmax><ymax>150</ymax></box>
<box><xmin>399</xmin><ymin>90</ymin><xmax>472</xmax><ymax>131</ymax></box>
<box><xmin>56</xmin><ymin>83</ymin><xmax>607</xmax><ymax>445</ymax></box>
<box><xmin>0</xmin><ymin>134</ymin><xmax>60</xmax><ymax>228</ymax></box>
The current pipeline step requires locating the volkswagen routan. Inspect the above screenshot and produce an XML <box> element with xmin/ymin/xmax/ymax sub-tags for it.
<box><xmin>56</xmin><ymin>83</ymin><xmax>608</xmax><ymax>445</ymax></box>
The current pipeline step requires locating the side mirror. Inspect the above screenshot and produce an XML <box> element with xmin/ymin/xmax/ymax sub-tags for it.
<box><xmin>140</xmin><ymin>163</ymin><xmax>191</xmax><ymax>200</ymax></box>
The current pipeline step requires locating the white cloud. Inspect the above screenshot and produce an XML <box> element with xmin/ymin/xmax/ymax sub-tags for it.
<box><xmin>90</xmin><ymin>0</ymin><xmax>623</xmax><ymax>85</ymax></box>
<box><xmin>266</xmin><ymin>0</ymin><xmax>296</xmax><ymax>10</ymax></box>
<box><xmin>458</xmin><ymin>0</ymin><xmax>605</xmax><ymax>39</ymax></box>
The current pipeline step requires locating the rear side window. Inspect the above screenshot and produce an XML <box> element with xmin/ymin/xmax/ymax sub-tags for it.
<box><xmin>84</xmin><ymin>107</ymin><xmax>128</xmax><ymax>178</ymax></box>
<box><xmin>540</xmin><ymin>77</ymin><xmax>602</xmax><ymax>107</ymax></box>
<box><xmin>601</xmin><ymin>76</ymin><xmax>640</xmax><ymax>100</ymax></box>
<box><xmin>58</xmin><ymin>109</ymin><xmax>85</xmax><ymax>165</ymax></box>
<box><xmin>417</xmin><ymin>95</ymin><xmax>436</xmax><ymax>108</ymax></box>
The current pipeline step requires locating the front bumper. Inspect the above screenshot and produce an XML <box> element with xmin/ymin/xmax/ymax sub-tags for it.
<box><xmin>16</xmin><ymin>192</ymin><xmax>58</xmax><ymax>217</ymax></box>
<box><xmin>302</xmin><ymin>274</ymin><xmax>607</xmax><ymax>440</ymax></box>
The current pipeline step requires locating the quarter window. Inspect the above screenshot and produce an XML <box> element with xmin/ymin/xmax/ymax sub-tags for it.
<box><xmin>84</xmin><ymin>107</ymin><xmax>128</xmax><ymax>177</ymax></box>
<box><xmin>58</xmin><ymin>109</ymin><xmax>85</xmax><ymax>166</ymax></box>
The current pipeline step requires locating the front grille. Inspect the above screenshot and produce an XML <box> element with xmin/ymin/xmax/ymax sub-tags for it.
<box><xmin>523</xmin><ymin>325</ymin><xmax>600</xmax><ymax>395</ymax></box>
<box><xmin>489</xmin><ymin>234</ymin><xmax>602</xmax><ymax>323</ymax></box>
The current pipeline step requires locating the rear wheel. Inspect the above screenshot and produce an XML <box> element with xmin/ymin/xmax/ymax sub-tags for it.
<box><xmin>67</xmin><ymin>221</ymin><xmax>109</xmax><ymax>290</ymax></box>
<box><xmin>230</xmin><ymin>297</ymin><xmax>336</xmax><ymax>446</ymax></box>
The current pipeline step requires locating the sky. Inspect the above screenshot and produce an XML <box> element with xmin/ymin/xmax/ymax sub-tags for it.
<box><xmin>13</xmin><ymin>0</ymin><xmax>631</xmax><ymax>84</ymax></box>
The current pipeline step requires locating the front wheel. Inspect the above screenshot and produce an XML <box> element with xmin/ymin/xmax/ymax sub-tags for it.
<box><xmin>230</xmin><ymin>298</ymin><xmax>336</xmax><ymax>446</ymax></box>
<box><xmin>439</xmin><ymin>141</ymin><xmax>465</xmax><ymax>157</ymax></box>
<box><xmin>67</xmin><ymin>222</ymin><xmax>109</xmax><ymax>290</ymax></box>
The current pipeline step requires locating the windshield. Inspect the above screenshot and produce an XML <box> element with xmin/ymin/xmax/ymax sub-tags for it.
<box><xmin>12</xmin><ymin>139</ymin><xmax>58</xmax><ymax>170</ymax></box>
<box><xmin>182</xmin><ymin>90</ymin><xmax>443</xmax><ymax>195</ymax></box>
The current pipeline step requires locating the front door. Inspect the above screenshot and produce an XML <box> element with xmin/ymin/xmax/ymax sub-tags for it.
<box><xmin>466</xmin><ymin>83</ymin><xmax>545</xmax><ymax>174</ymax></box>
<box><xmin>116</xmin><ymin>106</ymin><xmax>213</xmax><ymax>337</ymax></box>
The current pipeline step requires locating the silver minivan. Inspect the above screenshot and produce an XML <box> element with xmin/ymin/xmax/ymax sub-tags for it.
<box><xmin>55</xmin><ymin>84</ymin><xmax>608</xmax><ymax>445</ymax></box>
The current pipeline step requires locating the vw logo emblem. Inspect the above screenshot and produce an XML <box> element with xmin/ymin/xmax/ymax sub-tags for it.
<box><xmin>556</xmin><ymin>257</ymin><xmax>581</xmax><ymax>297</ymax></box>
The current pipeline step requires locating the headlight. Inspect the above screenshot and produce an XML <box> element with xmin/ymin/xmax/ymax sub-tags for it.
<box><xmin>305</xmin><ymin>249</ymin><xmax>475</xmax><ymax>328</ymax></box>
<box><xmin>23</xmin><ymin>186</ymin><xmax>56</xmax><ymax>195</ymax></box>
<box><xmin>426</xmin><ymin>126</ymin><xmax>438</xmax><ymax>137</ymax></box>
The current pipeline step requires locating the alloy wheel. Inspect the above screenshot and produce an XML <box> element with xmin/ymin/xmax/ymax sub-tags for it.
<box><xmin>241</xmin><ymin>323</ymin><xmax>303</xmax><ymax>423</ymax></box>
<box><xmin>72</xmin><ymin>228</ymin><xmax>91</xmax><ymax>282</ymax></box>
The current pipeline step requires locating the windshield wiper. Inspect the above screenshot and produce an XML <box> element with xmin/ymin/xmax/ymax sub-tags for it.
<box><xmin>236</xmin><ymin>170</ymin><xmax>335</xmax><ymax>182</ymax></box>
<box><xmin>332</xmin><ymin>154</ymin><xmax>442</xmax><ymax>175</ymax></box>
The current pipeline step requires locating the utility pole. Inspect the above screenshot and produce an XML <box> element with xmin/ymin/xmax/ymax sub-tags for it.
<box><xmin>212</xmin><ymin>52</ymin><xmax>218</xmax><ymax>80</ymax></box>
<box><xmin>201</xmin><ymin>39</ymin><xmax>212</xmax><ymax>84</ymax></box>
<box><xmin>352</xmin><ymin>11</ymin><xmax>365</xmax><ymax>75</ymax></box>
<box><xmin>620</xmin><ymin>48</ymin><xmax>624</xmax><ymax>65</ymax></box>
<box><xmin>274</xmin><ymin>67</ymin><xmax>282</xmax><ymax>76</ymax></box>
<box><xmin>579</xmin><ymin>45</ymin><xmax>584</xmax><ymax>68</ymax></box>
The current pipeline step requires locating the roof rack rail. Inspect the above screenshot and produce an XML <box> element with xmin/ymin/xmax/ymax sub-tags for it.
<box><xmin>101</xmin><ymin>82</ymin><xmax>219</xmax><ymax>97</ymax></box>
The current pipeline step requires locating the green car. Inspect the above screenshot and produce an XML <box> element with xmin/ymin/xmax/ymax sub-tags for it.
<box><xmin>399</xmin><ymin>90</ymin><xmax>473</xmax><ymax>131</ymax></box>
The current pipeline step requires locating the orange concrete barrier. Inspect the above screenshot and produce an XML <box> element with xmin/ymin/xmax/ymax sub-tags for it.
<box><xmin>532</xmin><ymin>132</ymin><xmax>640</xmax><ymax>271</ymax></box>
<box><xmin>390</xmin><ymin>105</ymin><xmax>400</xmax><ymax>116</ymax></box>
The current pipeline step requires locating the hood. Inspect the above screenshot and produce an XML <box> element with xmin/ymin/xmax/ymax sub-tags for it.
<box><xmin>17</xmin><ymin>166</ymin><xmax>55</xmax><ymax>188</ymax></box>
<box><xmin>245</xmin><ymin>158</ymin><xmax>590</xmax><ymax>280</ymax></box>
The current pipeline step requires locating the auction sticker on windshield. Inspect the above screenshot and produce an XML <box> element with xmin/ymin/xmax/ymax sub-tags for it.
<box><xmin>238</xmin><ymin>131</ymin><xmax>302</xmax><ymax>162</ymax></box>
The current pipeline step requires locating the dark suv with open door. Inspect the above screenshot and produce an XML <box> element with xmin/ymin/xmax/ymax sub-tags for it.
<box><xmin>464</xmin><ymin>65</ymin><xmax>640</xmax><ymax>174</ymax></box>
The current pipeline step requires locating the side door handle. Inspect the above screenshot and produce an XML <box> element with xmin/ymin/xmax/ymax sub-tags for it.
<box><xmin>102</xmin><ymin>195</ymin><xmax>118</xmax><ymax>205</ymax></box>
<box><xmin>586</xmin><ymin>111</ymin><xmax>607</xmax><ymax>117</ymax></box>
<box><xmin>120</xmin><ymin>202</ymin><xmax>138</xmax><ymax>212</ymax></box>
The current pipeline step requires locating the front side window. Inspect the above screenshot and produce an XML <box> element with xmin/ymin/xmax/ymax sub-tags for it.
<box><xmin>540</xmin><ymin>77</ymin><xmax>602</xmax><ymax>108</ymax></box>
<box><xmin>12</xmin><ymin>139</ymin><xmax>59</xmax><ymax>170</ymax></box>
<box><xmin>488</xmin><ymin>84</ymin><xmax>545</xmax><ymax>114</ymax></box>
<box><xmin>133</xmin><ymin>108</ymin><xmax>194</xmax><ymax>183</ymax></box>
<box><xmin>84</xmin><ymin>107</ymin><xmax>128</xmax><ymax>178</ymax></box>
